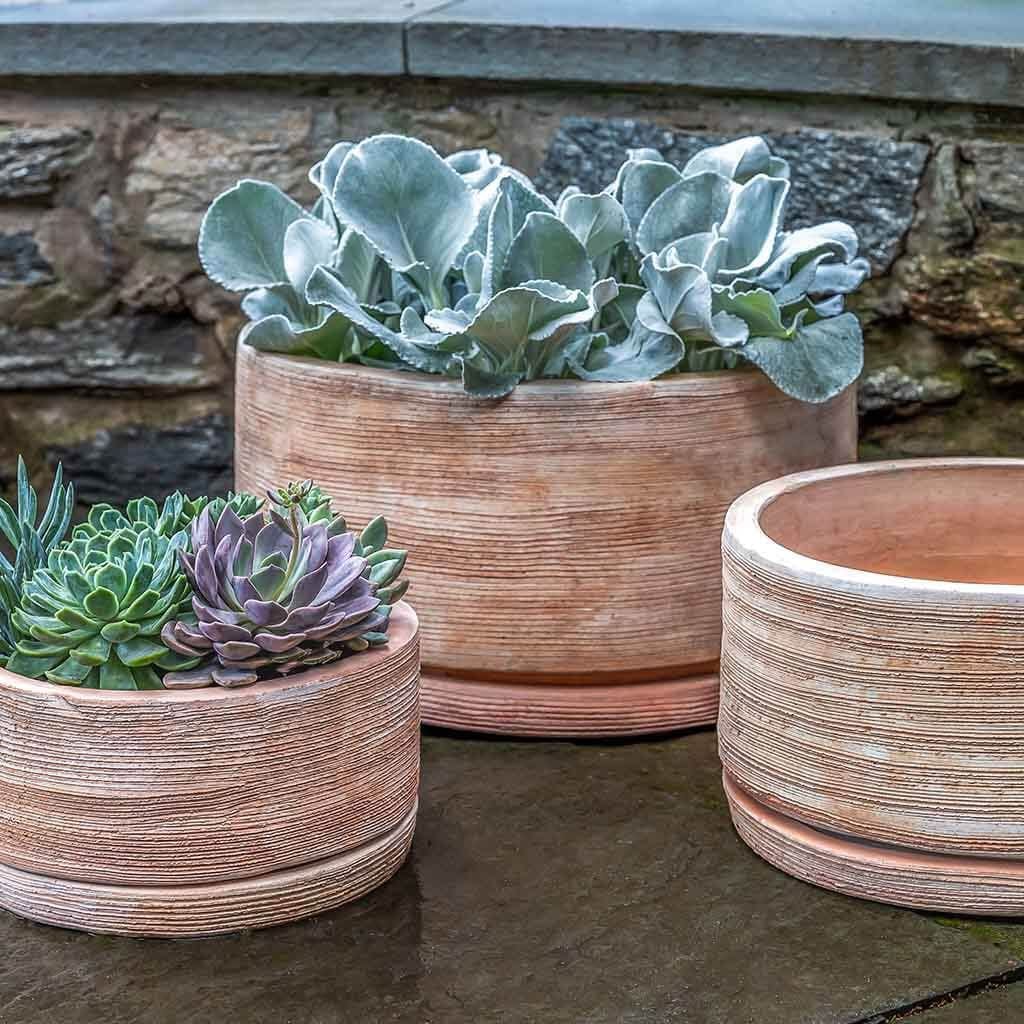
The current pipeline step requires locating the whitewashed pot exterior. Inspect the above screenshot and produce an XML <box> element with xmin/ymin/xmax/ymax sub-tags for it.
<box><xmin>235</xmin><ymin>345</ymin><xmax>857</xmax><ymax>737</ymax></box>
<box><xmin>0</xmin><ymin>603</ymin><xmax>420</xmax><ymax>937</ymax></box>
<box><xmin>719</xmin><ymin>459</ymin><xmax>1024</xmax><ymax>913</ymax></box>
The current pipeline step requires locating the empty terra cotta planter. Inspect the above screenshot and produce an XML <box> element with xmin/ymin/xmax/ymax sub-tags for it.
<box><xmin>0</xmin><ymin>603</ymin><xmax>420</xmax><ymax>937</ymax></box>
<box><xmin>235</xmin><ymin>346</ymin><xmax>856</xmax><ymax>737</ymax></box>
<box><xmin>719</xmin><ymin>459</ymin><xmax>1024</xmax><ymax>914</ymax></box>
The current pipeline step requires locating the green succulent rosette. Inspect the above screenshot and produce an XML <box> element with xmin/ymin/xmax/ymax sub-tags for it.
<box><xmin>184</xmin><ymin>491</ymin><xmax>265</xmax><ymax>529</ymax></box>
<box><xmin>79</xmin><ymin>490</ymin><xmax>264</xmax><ymax>542</ymax></box>
<box><xmin>6</xmin><ymin>510</ymin><xmax>201</xmax><ymax>689</ymax></box>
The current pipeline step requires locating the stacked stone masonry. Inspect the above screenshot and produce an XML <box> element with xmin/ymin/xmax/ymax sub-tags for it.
<box><xmin>1</xmin><ymin>77</ymin><xmax>1023</xmax><ymax>507</ymax></box>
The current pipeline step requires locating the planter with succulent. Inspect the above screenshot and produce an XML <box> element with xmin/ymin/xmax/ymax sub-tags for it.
<box><xmin>212</xmin><ymin>133</ymin><xmax>863</xmax><ymax>736</ymax></box>
<box><xmin>0</xmin><ymin>467</ymin><xmax>419</xmax><ymax>937</ymax></box>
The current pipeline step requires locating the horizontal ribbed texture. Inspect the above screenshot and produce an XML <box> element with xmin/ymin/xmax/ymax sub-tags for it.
<box><xmin>420</xmin><ymin>670</ymin><xmax>718</xmax><ymax>737</ymax></box>
<box><xmin>0</xmin><ymin>603</ymin><xmax>420</xmax><ymax>893</ymax></box>
<box><xmin>235</xmin><ymin>347</ymin><xmax>855</xmax><ymax>735</ymax></box>
<box><xmin>726</xmin><ymin>775</ymin><xmax>1024</xmax><ymax>916</ymax></box>
<box><xmin>0</xmin><ymin>802</ymin><xmax>417</xmax><ymax>938</ymax></box>
<box><xmin>719</xmin><ymin>459</ymin><xmax>1024</xmax><ymax>910</ymax></box>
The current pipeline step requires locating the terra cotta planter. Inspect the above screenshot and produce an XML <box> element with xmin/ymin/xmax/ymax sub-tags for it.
<box><xmin>0</xmin><ymin>602</ymin><xmax>420</xmax><ymax>937</ymax></box>
<box><xmin>235</xmin><ymin>345</ymin><xmax>855</xmax><ymax>737</ymax></box>
<box><xmin>719</xmin><ymin>459</ymin><xmax>1024</xmax><ymax>914</ymax></box>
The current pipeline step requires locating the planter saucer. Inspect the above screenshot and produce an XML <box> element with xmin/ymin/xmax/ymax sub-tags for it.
<box><xmin>0</xmin><ymin>803</ymin><xmax>417</xmax><ymax>938</ymax></box>
<box><xmin>724</xmin><ymin>774</ymin><xmax>1024</xmax><ymax>916</ymax></box>
<box><xmin>420</xmin><ymin>670</ymin><xmax>719</xmax><ymax>737</ymax></box>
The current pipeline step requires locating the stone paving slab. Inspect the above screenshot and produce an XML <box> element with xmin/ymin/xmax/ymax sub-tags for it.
<box><xmin>921</xmin><ymin>982</ymin><xmax>1024</xmax><ymax>1023</ymax></box>
<box><xmin>413</xmin><ymin>0</ymin><xmax>1021</xmax><ymax>47</ymax></box>
<box><xmin>1</xmin><ymin>730</ymin><xmax>1023</xmax><ymax>1023</ymax></box>
<box><xmin>0</xmin><ymin>0</ymin><xmax>443</xmax><ymax>23</ymax></box>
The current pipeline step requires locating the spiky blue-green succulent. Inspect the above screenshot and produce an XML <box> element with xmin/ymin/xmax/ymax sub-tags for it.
<box><xmin>5</xmin><ymin>505</ymin><xmax>201</xmax><ymax>689</ymax></box>
<box><xmin>200</xmin><ymin>133</ymin><xmax>868</xmax><ymax>402</ymax></box>
<box><xmin>0</xmin><ymin>459</ymin><xmax>74</xmax><ymax>666</ymax></box>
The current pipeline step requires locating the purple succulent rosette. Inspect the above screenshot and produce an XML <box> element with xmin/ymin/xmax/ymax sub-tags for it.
<box><xmin>160</xmin><ymin>494</ymin><xmax>403</xmax><ymax>689</ymax></box>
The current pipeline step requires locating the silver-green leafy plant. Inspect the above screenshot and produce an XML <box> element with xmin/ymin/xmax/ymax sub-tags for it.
<box><xmin>0</xmin><ymin>459</ymin><xmax>74</xmax><ymax>666</ymax></box>
<box><xmin>200</xmin><ymin>134</ymin><xmax>868</xmax><ymax>402</ymax></box>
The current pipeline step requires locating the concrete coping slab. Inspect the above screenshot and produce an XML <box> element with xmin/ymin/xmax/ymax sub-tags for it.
<box><xmin>0</xmin><ymin>0</ymin><xmax>1021</xmax><ymax>107</ymax></box>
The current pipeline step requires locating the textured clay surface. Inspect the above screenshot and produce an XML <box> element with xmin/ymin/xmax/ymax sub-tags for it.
<box><xmin>0</xmin><ymin>603</ymin><xmax>420</xmax><ymax>936</ymax></box>
<box><xmin>719</xmin><ymin>459</ymin><xmax>1024</xmax><ymax>913</ymax></box>
<box><xmin>235</xmin><ymin>346</ymin><xmax>856</xmax><ymax>735</ymax></box>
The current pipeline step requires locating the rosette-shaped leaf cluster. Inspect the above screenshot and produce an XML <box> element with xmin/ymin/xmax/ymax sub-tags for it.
<box><xmin>200</xmin><ymin>133</ymin><xmax>867</xmax><ymax>402</ymax></box>
<box><xmin>0</xmin><ymin>459</ymin><xmax>74</xmax><ymax>665</ymax></box>
<box><xmin>4</xmin><ymin>518</ymin><xmax>199</xmax><ymax>689</ymax></box>
<box><xmin>161</xmin><ymin>490</ymin><xmax>407</xmax><ymax>688</ymax></box>
<box><xmin>180</xmin><ymin>490</ymin><xmax>264</xmax><ymax>530</ymax></box>
<box><xmin>80</xmin><ymin>490</ymin><xmax>264</xmax><ymax>541</ymax></box>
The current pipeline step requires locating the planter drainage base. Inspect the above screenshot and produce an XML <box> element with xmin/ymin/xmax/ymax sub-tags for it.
<box><xmin>725</xmin><ymin>775</ymin><xmax>1024</xmax><ymax>916</ymax></box>
<box><xmin>420</xmin><ymin>671</ymin><xmax>719</xmax><ymax>737</ymax></box>
<box><xmin>0</xmin><ymin>803</ymin><xmax>417</xmax><ymax>938</ymax></box>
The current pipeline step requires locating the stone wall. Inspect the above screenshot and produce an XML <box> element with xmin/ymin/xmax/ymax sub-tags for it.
<box><xmin>2</xmin><ymin>75</ymin><xmax>1023</xmax><ymax>506</ymax></box>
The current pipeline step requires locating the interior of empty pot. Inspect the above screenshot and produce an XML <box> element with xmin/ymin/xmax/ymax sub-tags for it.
<box><xmin>758</xmin><ymin>463</ymin><xmax>1024</xmax><ymax>585</ymax></box>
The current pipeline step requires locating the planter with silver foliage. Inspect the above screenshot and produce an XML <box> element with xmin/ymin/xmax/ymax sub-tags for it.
<box><xmin>211</xmin><ymin>133</ymin><xmax>862</xmax><ymax>737</ymax></box>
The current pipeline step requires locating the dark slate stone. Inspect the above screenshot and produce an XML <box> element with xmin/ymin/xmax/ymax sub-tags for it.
<box><xmin>0</xmin><ymin>315</ymin><xmax>224</xmax><ymax>391</ymax></box>
<box><xmin>0</xmin><ymin>126</ymin><xmax>92</xmax><ymax>200</ymax></box>
<box><xmin>858</xmin><ymin>365</ymin><xmax>964</xmax><ymax>421</ymax></box>
<box><xmin>0</xmin><ymin>231</ymin><xmax>55</xmax><ymax>287</ymax></box>
<box><xmin>536</xmin><ymin>118</ymin><xmax>930</xmax><ymax>271</ymax></box>
<box><xmin>48</xmin><ymin>413</ymin><xmax>232</xmax><ymax>507</ymax></box>
<box><xmin>926</xmin><ymin>982</ymin><xmax>1024</xmax><ymax>1022</ymax></box>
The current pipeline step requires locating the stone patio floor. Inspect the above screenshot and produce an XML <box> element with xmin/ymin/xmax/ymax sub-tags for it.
<box><xmin>2</xmin><ymin>729</ymin><xmax>1023</xmax><ymax>1023</ymax></box>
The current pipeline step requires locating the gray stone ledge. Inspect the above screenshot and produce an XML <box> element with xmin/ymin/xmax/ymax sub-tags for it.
<box><xmin>0</xmin><ymin>0</ymin><xmax>1022</xmax><ymax>107</ymax></box>
<box><xmin>407</xmin><ymin>25</ymin><xmax>1024</xmax><ymax>107</ymax></box>
<box><xmin>0</xmin><ymin>0</ymin><xmax>450</xmax><ymax>76</ymax></box>
<box><xmin>0</xmin><ymin>22</ymin><xmax>405</xmax><ymax>77</ymax></box>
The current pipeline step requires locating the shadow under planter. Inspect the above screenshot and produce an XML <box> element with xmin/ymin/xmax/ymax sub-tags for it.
<box><xmin>0</xmin><ymin>603</ymin><xmax>420</xmax><ymax>938</ymax></box>
<box><xmin>719</xmin><ymin>460</ymin><xmax>1024</xmax><ymax>914</ymax></box>
<box><xmin>235</xmin><ymin>346</ymin><xmax>855</xmax><ymax>738</ymax></box>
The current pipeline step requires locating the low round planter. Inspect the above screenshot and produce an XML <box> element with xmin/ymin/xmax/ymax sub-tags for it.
<box><xmin>235</xmin><ymin>345</ymin><xmax>856</xmax><ymax>737</ymax></box>
<box><xmin>0</xmin><ymin>603</ymin><xmax>419</xmax><ymax>937</ymax></box>
<box><xmin>719</xmin><ymin>459</ymin><xmax>1024</xmax><ymax>914</ymax></box>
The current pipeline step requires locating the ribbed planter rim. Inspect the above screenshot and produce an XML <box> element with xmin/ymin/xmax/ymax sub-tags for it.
<box><xmin>726</xmin><ymin>457</ymin><xmax>1024</xmax><ymax>601</ymax></box>
<box><xmin>240</xmin><ymin>347</ymin><xmax>781</xmax><ymax>398</ymax></box>
<box><xmin>0</xmin><ymin>617</ymin><xmax>415</xmax><ymax>705</ymax></box>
